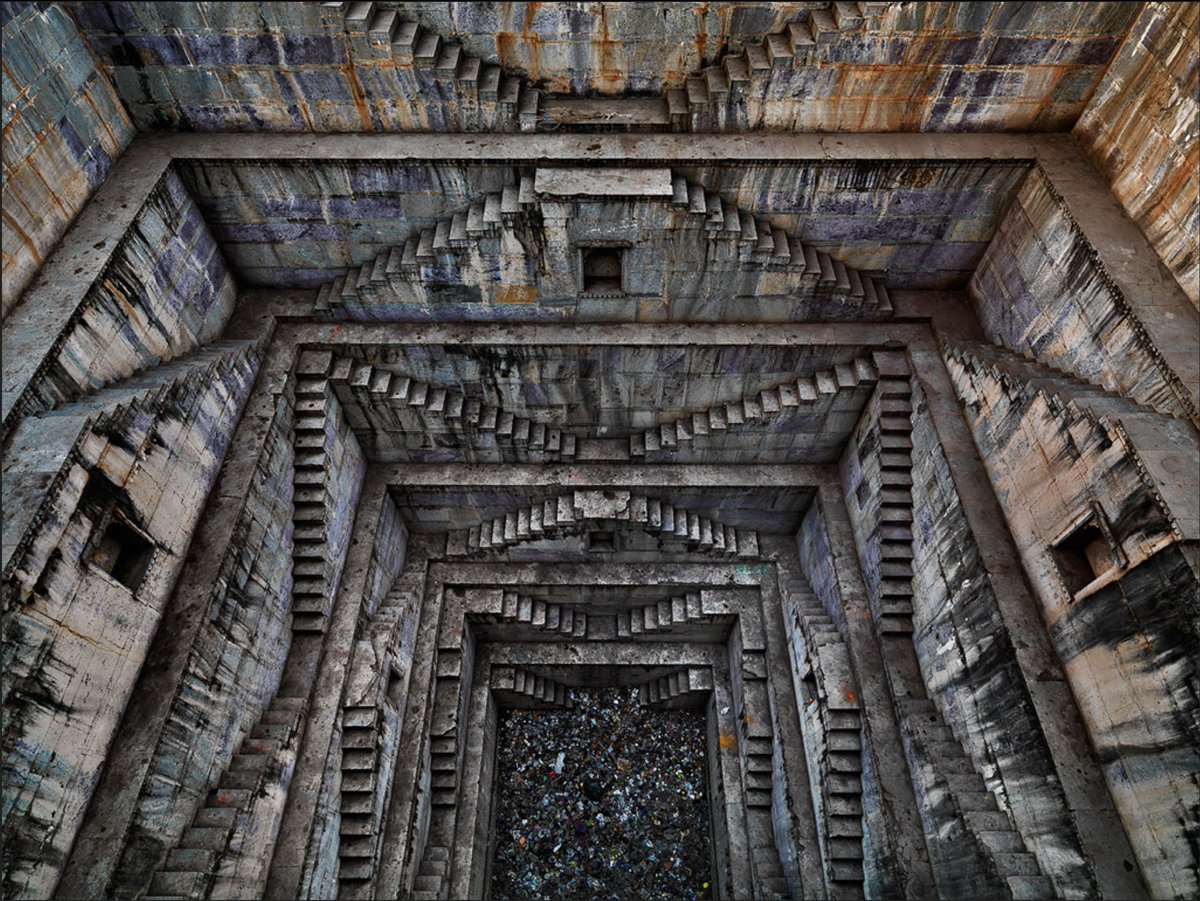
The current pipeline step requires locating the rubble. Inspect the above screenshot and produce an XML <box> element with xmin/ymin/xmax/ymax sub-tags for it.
<box><xmin>491</xmin><ymin>689</ymin><xmax>711</xmax><ymax>901</ymax></box>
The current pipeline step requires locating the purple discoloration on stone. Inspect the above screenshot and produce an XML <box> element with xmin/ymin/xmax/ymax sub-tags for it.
<box><xmin>213</xmin><ymin>222</ymin><xmax>343</xmax><ymax>243</ymax></box>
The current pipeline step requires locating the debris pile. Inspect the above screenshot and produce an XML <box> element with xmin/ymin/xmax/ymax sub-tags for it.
<box><xmin>491</xmin><ymin>687</ymin><xmax>711</xmax><ymax>900</ymax></box>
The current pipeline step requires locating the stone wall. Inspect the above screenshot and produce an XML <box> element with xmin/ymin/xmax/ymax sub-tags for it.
<box><xmin>905</xmin><ymin>376</ymin><xmax>1096</xmax><ymax>894</ymax></box>
<box><xmin>66</xmin><ymin>2</ymin><xmax>1137</xmax><ymax>134</ymax></box>
<box><xmin>2</xmin><ymin>168</ymin><xmax>238</xmax><ymax>427</ymax></box>
<box><xmin>1</xmin><ymin>1</ymin><xmax>134</xmax><ymax>315</ymax></box>
<box><xmin>0</xmin><ymin>344</ymin><xmax>260</xmax><ymax>899</ymax></box>
<box><xmin>1075</xmin><ymin>2</ymin><xmax>1199</xmax><ymax>309</ymax></box>
<box><xmin>176</xmin><ymin>158</ymin><xmax>1028</xmax><ymax>295</ymax></box>
<box><xmin>969</xmin><ymin>166</ymin><xmax>1195</xmax><ymax>423</ymax></box>
<box><xmin>796</xmin><ymin>502</ymin><xmax>847</xmax><ymax>633</ymax></box>
<box><xmin>946</xmin><ymin>350</ymin><xmax>1200</xmax><ymax>898</ymax></box>
<box><xmin>101</xmin><ymin>385</ymin><xmax>298</xmax><ymax>897</ymax></box>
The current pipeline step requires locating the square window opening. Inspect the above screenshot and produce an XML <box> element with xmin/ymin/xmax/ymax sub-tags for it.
<box><xmin>1052</xmin><ymin>517</ymin><xmax>1116</xmax><ymax>596</ymax></box>
<box><xmin>91</xmin><ymin>518</ymin><xmax>154</xmax><ymax>593</ymax></box>
<box><xmin>588</xmin><ymin>530</ymin><xmax>616</xmax><ymax>553</ymax></box>
<box><xmin>582</xmin><ymin>248</ymin><xmax>623</xmax><ymax>294</ymax></box>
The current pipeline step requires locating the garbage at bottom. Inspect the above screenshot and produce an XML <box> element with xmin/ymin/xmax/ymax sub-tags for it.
<box><xmin>491</xmin><ymin>687</ymin><xmax>712</xmax><ymax>900</ymax></box>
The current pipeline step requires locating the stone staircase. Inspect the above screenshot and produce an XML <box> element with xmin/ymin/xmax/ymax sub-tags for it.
<box><xmin>146</xmin><ymin>697</ymin><xmax>307</xmax><ymax>900</ymax></box>
<box><xmin>445</xmin><ymin>489</ymin><xmax>760</xmax><ymax>558</ymax></box>
<box><xmin>336</xmin><ymin>585</ymin><xmax>410</xmax><ymax>897</ymax></box>
<box><xmin>326</xmin><ymin>355</ymin><xmax>579</xmax><ymax>462</ymax></box>
<box><xmin>778</xmin><ymin>574</ymin><xmax>865</xmax><ymax>897</ymax></box>
<box><xmin>289</xmin><ymin>351</ymin><xmax>341</xmax><ymax>634</ymax></box>
<box><xmin>898</xmin><ymin>698</ymin><xmax>1053</xmax><ymax>900</ymax></box>
<box><xmin>947</xmin><ymin>340</ymin><xmax>1196</xmax><ymax>427</ymax></box>
<box><xmin>489</xmin><ymin>590</ymin><xmax>589</xmax><ymax>638</ymax></box>
<box><xmin>872</xmin><ymin>353</ymin><xmax>917</xmax><ymax>636</ymax></box>
<box><xmin>631</xmin><ymin>355</ymin><xmax>879</xmax><ymax>456</ymax></box>
<box><xmin>329</xmin><ymin>1</ymin><xmax>536</xmax><ymax>132</ymax></box>
<box><xmin>637</xmin><ymin>667</ymin><xmax>713</xmax><ymax>709</ymax></box>
<box><xmin>3</xmin><ymin>340</ymin><xmax>261</xmax><ymax>586</ymax></box>
<box><xmin>411</xmin><ymin>843</ymin><xmax>451</xmax><ymax>901</ymax></box>
<box><xmin>327</xmin><ymin>2</ymin><xmax>898</xmax><ymax>138</ymax></box>
<box><xmin>490</xmin><ymin>666</ymin><xmax>574</xmax><ymax>709</ymax></box>
<box><xmin>337</xmin><ymin>704</ymin><xmax>385</xmax><ymax>893</ymax></box>
<box><xmin>616</xmin><ymin>592</ymin><xmax>728</xmax><ymax>637</ymax></box>
<box><xmin>669</xmin><ymin>3</ymin><xmax>895</xmax><ymax>132</ymax></box>
<box><xmin>738</xmin><ymin>683</ymin><xmax>792</xmax><ymax>900</ymax></box>
<box><xmin>316</xmin><ymin>168</ymin><xmax>891</xmax><ymax>320</ymax></box>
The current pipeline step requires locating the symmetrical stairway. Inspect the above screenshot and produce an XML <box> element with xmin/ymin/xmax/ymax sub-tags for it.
<box><xmin>631</xmin><ymin>355</ymin><xmax>879</xmax><ymax>456</ymax></box>
<box><xmin>326</xmin><ymin>355</ymin><xmax>579</xmax><ymax>463</ymax></box>
<box><xmin>146</xmin><ymin>697</ymin><xmax>307</xmax><ymax>899</ymax></box>
<box><xmin>329</xmin><ymin>2</ymin><xmax>898</xmax><ymax>136</ymax></box>
<box><xmin>489</xmin><ymin>590</ymin><xmax>588</xmax><ymax>638</ymax></box>
<box><xmin>290</xmin><ymin>351</ymin><xmax>340</xmax><ymax>634</ymax></box>
<box><xmin>947</xmin><ymin>340</ymin><xmax>1197</xmax><ymax>427</ymax></box>
<box><xmin>445</xmin><ymin>490</ymin><xmax>760</xmax><ymax>558</ymax></box>
<box><xmin>667</xmin><ymin>3</ymin><xmax>895</xmax><ymax>131</ymax></box>
<box><xmin>489</xmin><ymin>667</ymin><xmax>574</xmax><ymax>710</ymax></box>
<box><xmin>336</xmin><ymin>580</ymin><xmax>414</xmax><ymax>898</ymax></box>
<box><xmin>872</xmin><ymin>354</ymin><xmax>917</xmax><ymax>636</ymax></box>
<box><xmin>411</xmin><ymin>844</ymin><xmax>451</xmax><ymax>901</ymax></box>
<box><xmin>316</xmin><ymin>168</ymin><xmax>891</xmax><ymax>320</ymax></box>
<box><xmin>898</xmin><ymin>699</ymin><xmax>1053</xmax><ymax>900</ymax></box>
<box><xmin>637</xmin><ymin>667</ymin><xmax>713</xmax><ymax>709</ymax></box>
<box><xmin>778</xmin><ymin>574</ymin><xmax>866</xmax><ymax>897</ymax></box>
<box><xmin>330</xmin><ymin>1</ymin><xmax>537</xmax><ymax>132</ymax></box>
<box><xmin>615</xmin><ymin>592</ymin><xmax>731</xmax><ymax>638</ymax></box>
<box><xmin>734</xmin><ymin>646</ymin><xmax>792</xmax><ymax>900</ymax></box>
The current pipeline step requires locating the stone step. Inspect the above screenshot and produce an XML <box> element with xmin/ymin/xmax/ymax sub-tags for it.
<box><xmin>228</xmin><ymin>752</ymin><xmax>268</xmax><ymax>772</ymax></box>
<box><xmin>746</xmin><ymin>788</ymin><xmax>773</xmax><ymax>807</ymax></box>
<box><xmin>180</xmin><ymin>826</ymin><xmax>229</xmax><ymax>851</ymax></box>
<box><xmin>148</xmin><ymin>870</ymin><xmax>207</xmax><ymax>898</ymax></box>
<box><xmin>163</xmin><ymin>846</ymin><xmax>217</xmax><ymax>873</ymax></box>
<box><xmin>830</xmin><ymin>859</ymin><xmax>865</xmax><ymax>882</ymax></box>
<box><xmin>1006</xmin><ymin>874</ymin><xmax>1055</xmax><ymax>900</ymax></box>
<box><xmin>206</xmin><ymin>788</ymin><xmax>252</xmax><ymax>808</ymax></box>
<box><xmin>194</xmin><ymin>807</ymin><xmax>238</xmax><ymax>830</ymax></box>
<box><xmin>830</xmin><ymin>836</ymin><xmax>864</xmax><ymax>860</ymax></box>
<box><xmin>994</xmin><ymin>852</ymin><xmax>1041</xmax><ymax>877</ymax></box>
<box><xmin>978</xmin><ymin>830</ymin><xmax>1026</xmax><ymax>854</ymax></box>
<box><xmin>339</xmin><ymin>858</ymin><xmax>375</xmax><ymax>882</ymax></box>
<box><xmin>340</xmin><ymin>835</ymin><xmax>374</xmax><ymax>859</ymax></box>
<box><xmin>964</xmin><ymin>809</ymin><xmax>1011</xmax><ymax>832</ymax></box>
<box><xmin>956</xmin><ymin>790</ymin><xmax>999</xmax><ymax>812</ymax></box>
<box><xmin>220</xmin><ymin>769</ymin><xmax>262</xmax><ymax>791</ymax></box>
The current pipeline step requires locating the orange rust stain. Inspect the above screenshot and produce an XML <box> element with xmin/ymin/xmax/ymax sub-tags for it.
<box><xmin>845</xmin><ymin>690</ymin><xmax>856</xmax><ymax>704</ymax></box>
<box><xmin>496</xmin><ymin>285</ymin><xmax>537</xmax><ymax>304</ymax></box>
<box><xmin>1</xmin><ymin>207</ymin><xmax>43</xmax><ymax>268</ymax></box>
<box><xmin>693</xmin><ymin>3</ymin><xmax>709</xmax><ymax>66</ymax></box>
<box><xmin>594</xmin><ymin>4</ymin><xmax>623</xmax><ymax>94</ymax></box>
<box><xmin>718</xmin><ymin>731</ymin><xmax>737</xmax><ymax>749</ymax></box>
<box><xmin>744</xmin><ymin>714</ymin><xmax>755</xmax><ymax>726</ymax></box>
<box><xmin>518</xmin><ymin>2</ymin><xmax>543</xmax><ymax>85</ymax></box>
<box><xmin>338</xmin><ymin>42</ymin><xmax>374</xmax><ymax>131</ymax></box>
<box><xmin>80</xmin><ymin>82</ymin><xmax>125</xmax><ymax>151</ymax></box>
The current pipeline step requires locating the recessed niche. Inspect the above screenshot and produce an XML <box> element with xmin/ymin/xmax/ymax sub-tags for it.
<box><xmin>582</xmin><ymin>247</ymin><xmax>623</xmax><ymax>294</ymax></box>
<box><xmin>90</xmin><ymin>518</ymin><xmax>154</xmax><ymax>593</ymax></box>
<box><xmin>588</xmin><ymin>530</ymin><xmax>616</xmax><ymax>553</ymax></box>
<box><xmin>1051</xmin><ymin>515</ymin><xmax>1117</xmax><ymax>595</ymax></box>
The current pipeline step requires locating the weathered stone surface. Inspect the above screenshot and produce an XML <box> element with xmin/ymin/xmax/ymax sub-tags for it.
<box><xmin>970</xmin><ymin>167</ymin><xmax>1197</xmax><ymax>425</ymax></box>
<box><xmin>2</xmin><ymin>8</ymin><xmax>1197</xmax><ymax>901</ymax></box>
<box><xmin>1</xmin><ymin>2</ymin><xmax>134</xmax><ymax>315</ymax></box>
<box><xmin>1075</xmin><ymin>2</ymin><xmax>1199</xmax><ymax>310</ymax></box>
